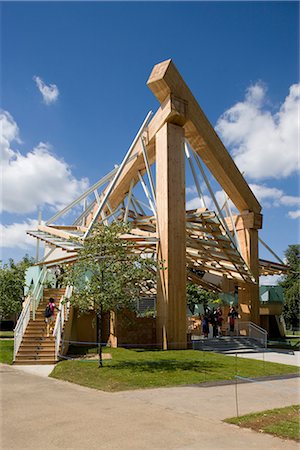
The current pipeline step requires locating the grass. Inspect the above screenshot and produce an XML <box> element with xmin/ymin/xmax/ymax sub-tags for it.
<box><xmin>286</xmin><ymin>331</ymin><xmax>300</xmax><ymax>337</ymax></box>
<box><xmin>0</xmin><ymin>331</ymin><xmax>14</xmax><ymax>338</ymax></box>
<box><xmin>268</xmin><ymin>337</ymin><xmax>300</xmax><ymax>350</ymax></box>
<box><xmin>50</xmin><ymin>347</ymin><xmax>299</xmax><ymax>392</ymax></box>
<box><xmin>0</xmin><ymin>339</ymin><xmax>14</xmax><ymax>364</ymax></box>
<box><xmin>225</xmin><ymin>405</ymin><xmax>300</xmax><ymax>441</ymax></box>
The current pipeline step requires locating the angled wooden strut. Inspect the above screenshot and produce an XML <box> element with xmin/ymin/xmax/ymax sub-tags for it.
<box><xmin>147</xmin><ymin>59</ymin><xmax>261</xmax><ymax>215</ymax></box>
<box><xmin>146</xmin><ymin>60</ymin><xmax>264</xmax><ymax>329</ymax></box>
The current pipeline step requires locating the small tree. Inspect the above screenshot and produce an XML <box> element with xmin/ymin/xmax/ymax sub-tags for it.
<box><xmin>186</xmin><ymin>283</ymin><xmax>218</xmax><ymax>314</ymax></box>
<box><xmin>0</xmin><ymin>255</ymin><xmax>34</xmax><ymax>321</ymax></box>
<box><xmin>65</xmin><ymin>222</ymin><xmax>155</xmax><ymax>367</ymax></box>
<box><xmin>280</xmin><ymin>244</ymin><xmax>300</xmax><ymax>330</ymax></box>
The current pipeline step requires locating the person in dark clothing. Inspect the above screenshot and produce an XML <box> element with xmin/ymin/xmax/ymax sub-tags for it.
<box><xmin>211</xmin><ymin>309</ymin><xmax>219</xmax><ymax>338</ymax></box>
<box><xmin>201</xmin><ymin>314</ymin><xmax>209</xmax><ymax>338</ymax></box>
<box><xmin>216</xmin><ymin>306</ymin><xmax>223</xmax><ymax>337</ymax></box>
<box><xmin>228</xmin><ymin>306</ymin><xmax>238</xmax><ymax>335</ymax></box>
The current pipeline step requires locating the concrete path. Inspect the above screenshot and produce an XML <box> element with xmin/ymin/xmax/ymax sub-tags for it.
<box><xmin>1</xmin><ymin>363</ymin><xmax>299</xmax><ymax>449</ymax></box>
<box><xmin>235</xmin><ymin>349</ymin><xmax>300</xmax><ymax>366</ymax></box>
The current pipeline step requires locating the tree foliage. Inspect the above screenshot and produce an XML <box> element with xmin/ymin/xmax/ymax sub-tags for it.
<box><xmin>280</xmin><ymin>245</ymin><xmax>300</xmax><ymax>329</ymax></box>
<box><xmin>0</xmin><ymin>255</ymin><xmax>34</xmax><ymax>319</ymax></box>
<box><xmin>65</xmin><ymin>222</ymin><xmax>155</xmax><ymax>315</ymax></box>
<box><xmin>64</xmin><ymin>222</ymin><xmax>156</xmax><ymax>365</ymax></box>
<box><xmin>186</xmin><ymin>283</ymin><xmax>218</xmax><ymax>314</ymax></box>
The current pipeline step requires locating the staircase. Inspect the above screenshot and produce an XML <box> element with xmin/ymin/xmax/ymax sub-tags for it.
<box><xmin>192</xmin><ymin>336</ymin><xmax>266</xmax><ymax>354</ymax></box>
<box><xmin>14</xmin><ymin>288</ymin><xmax>65</xmax><ymax>365</ymax></box>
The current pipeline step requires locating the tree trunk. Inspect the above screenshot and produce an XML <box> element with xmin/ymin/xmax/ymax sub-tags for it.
<box><xmin>97</xmin><ymin>308</ymin><xmax>103</xmax><ymax>368</ymax></box>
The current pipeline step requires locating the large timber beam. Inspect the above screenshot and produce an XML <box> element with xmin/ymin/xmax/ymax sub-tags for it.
<box><xmin>156</xmin><ymin>122</ymin><xmax>186</xmax><ymax>350</ymax></box>
<box><xmin>147</xmin><ymin>59</ymin><xmax>261</xmax><ymax>214</ymax></box>
<box><xmin>227</xmin><ymin>212</ymin><xmax>263</xmax><ymax>325</ymax></box>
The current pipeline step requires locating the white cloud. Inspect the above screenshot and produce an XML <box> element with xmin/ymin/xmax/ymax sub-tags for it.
<box><xmin>215</xmin><ymin>82</ymin><xmax>300</xmax><ymax>180</ymax></box>
<box><xmin>33</xmin><ymin>76</ymin><xmax>59</xmax><ymax>105</ymax></box>
<box><xmin>0</xmin><ymin>110</ymin><xmax>89</xmax><ymax>214</ymax></box>
<box><xmin>0</xmin><ymin>110</ymin><xmax>21</xmax><ymax>161</ymax></box>
<box><xmin>249</xmin><ymin>183</ymin><xmax>300</xmax><ymax>209</ymax></box>
<box><xmin>0</xmin><ymin>219</ymin><xmax>38</xmax><ymax>249</ymax></box>
<box><xmin>215</xmin><ymin>190</ymin><xmax>237</xmax><ymax>214</ymax></box>
<box><xmin>186</xmin><ymin>186</ymin><xmax>197</xmax><ymax>196</ymax></box>
<box><xmin>288</xmin><ymin>210</ymin><xmax>300</xmax><ymax>219</ymax></box>
<box><xmin>186</xmin><ymin>195</ymin><xmax>212</xmax><ymax>210</ymax></box>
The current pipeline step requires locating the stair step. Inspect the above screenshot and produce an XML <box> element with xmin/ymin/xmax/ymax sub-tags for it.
<box><xmin>15</xmin><ymin>352</ymin><xmax>56</xmax><ymax>358</ymax></box>
<box><xmin>15</xmin><ymin>287</ymin><xmax>69</xmax><ymax>366</ymax></box>
<box><xmin>19</xmin><ymin>344</ymin><xmax>55</xmax><ymax>350</ymax></box>
<box><xmin>18</xmin><ymin>353</ymin><xmax>56</xmax><ymax>357</ymax></box>
<box><xmin>14</xmin><ymin>359</ymin><xmax>57</xmax><ymax>365</ymax></box>
<box><xmin>192</xmin><ymin>336</ymin><xmax>265</xmax><ymax>353</ymax></box>
<box><xmin>17</xmin><ymin>351</ymin><xmax>55</xmax><ymax>356</ymax></box>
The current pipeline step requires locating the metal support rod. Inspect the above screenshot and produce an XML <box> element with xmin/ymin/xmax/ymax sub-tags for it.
<box><xmin>73</xmin><ymin>200</ymin><xmax>95</xmax><ymax>226</ymax></box>
<box><xmin>46</xmin><ymin>152</ymin><xmax>141</xmax><ymax>225</ymax></box>
<box><xmin>46</xmin><ymin>167</ymin><xmax>118</xmax><ymax>225</ymax></box>
<box><xmin>131</xmin><ymin>195</ymin><xmax>146</xmax><ymax>215</ymax></box>
<box><xmin>190</xmin><ymin>146</ymin><xmax>239</xmax><ymax>251</ymax></box>
<box><xmin>124</xmin><ymin>179</ymin><xmax>135</xmax><ymax>222</ymax></box>
<box><xmin>138</xmin><ymin>171</ymin><xmax>156</xmax><ymax>216</ymax></box>
<box><xmin>141</xmin><ymin>137</ymin><xmax>156</xmax><ymax>205</ymax></box>
<box><xmin>184</xmin><ymin>141</ymin><xmax>206</xmax><ymax>209</ymax></box>
<box><xmin>99</xmin><ymin>207</ymin><xmax>121</xmax><ymax>225</ymax></box>
<box><xmin>94</xmin><ymin>190</ymin><xmax>101</xmax><ymax>205</ymax></box>
<box><xmin>258</xmin><ymin>236</ymin><xmax>285</xmax><ymax>265</ymax></box>
<box><xmin>35</xmin><ymin>209</ymin><xmax>42</xmax><ymax>262</ymax></box>
<box><xmin>130</xmin><ymin>197</ymin><xmax>138</xmax><ymax>216</ymax></box>
<box><xmin>84</xmin><ymin>111</ymin><xmax>153</xmax><ymax>239</ymax></box>
<box><xmin>223</xmin><ymin>191</ymin><xmax>241</xmax><ymax>253</ymax></box>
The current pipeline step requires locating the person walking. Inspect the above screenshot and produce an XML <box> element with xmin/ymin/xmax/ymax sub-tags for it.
<box><xmin>44</xmin><ymin>297</ymin><xmax>59</xmax><ymax>337</ymax></box>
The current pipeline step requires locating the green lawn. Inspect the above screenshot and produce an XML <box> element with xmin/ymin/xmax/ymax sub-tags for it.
<box><xmin>50</xmin><ymin>347</ymin><xmax>299</xmax><ymax>392</ymax></box>
<box><xmin>0</xmin><ymin>339</ymin><xmax>14</xmax><ymax>364</ymax></box>
<box><xmin>0</xmin><ymin>331</ymin><xmax>14</xmax><ymax>338</ymax></box>
<box><xmin>225</xmin><ymin>405</ymin><xmax>300</xmax><ymax>441</ymax></box>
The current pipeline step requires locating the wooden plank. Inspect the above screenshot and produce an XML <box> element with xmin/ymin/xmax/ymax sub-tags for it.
<box><xmin>37</xmin><ymin>225</ymin><xmax>82</xmax><ymax>241</ymax></box>
<box><xmin>147</xmin><ymin>59</ymin><xmax>261</xmax><ymax>214</ymax></box>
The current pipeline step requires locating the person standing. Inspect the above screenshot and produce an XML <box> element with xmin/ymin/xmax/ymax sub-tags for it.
<box><xmin>216</xmin><ymin>306</ymin><xmax>223</xmax><ymax>337</ymax></box>
<box><xmin>201</xmin><ymin>313</ymin><xmax>209</xmax><ymax>338</ymax></box>
<box><xmin>227</xmin><ymin>306</ymin><xmax>238</xmax><ymax>336</ymax></box>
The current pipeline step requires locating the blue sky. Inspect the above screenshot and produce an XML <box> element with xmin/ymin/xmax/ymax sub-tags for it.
<box><xmin>1</xmin><ymin>1</ymin><xmax>299</xmax><ymax>283</ymax></box>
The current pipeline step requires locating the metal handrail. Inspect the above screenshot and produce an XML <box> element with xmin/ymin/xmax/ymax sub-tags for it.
<box><xmin>237</xmin><ymin>320</ymin><xmax>267</xmax><ymax>348</ymax></box>
<box><xmin>53</xmin><ymin>285</ymin><xmax>73</xmax><ymax>359</ymax></box>
<box><xmin>249</xmin><ymin>321</ymin><xmax>267</xmax><ymax>335</ymax></box>
<box><xmin>13</xmin><ymin>295</ymin><xmax>31</xmax><ymax>360</ymax></box>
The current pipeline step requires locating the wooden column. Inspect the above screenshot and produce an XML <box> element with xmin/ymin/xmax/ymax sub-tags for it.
<box><xmin>156</xmin><ymin>122</ymin><xmax>186</xmax><ymax>350</ymax></box>
<box><xmin>107</xmin><ymin>311</ymin><xmax>118</xmax><ymax>348</ymax></box>
<box><xmin>236</xmin><ymin>212</ymin><xmax>262</xmax><ymax>325</ymax></box>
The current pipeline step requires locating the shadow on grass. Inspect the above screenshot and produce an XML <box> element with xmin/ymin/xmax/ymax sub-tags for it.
<box><xmin>105</xmin><ymin>359</ymin><xmax>225</xmax><ymax>373</ymax></box>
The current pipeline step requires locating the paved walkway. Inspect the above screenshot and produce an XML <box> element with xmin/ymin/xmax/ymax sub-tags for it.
<box><xmin>1</xmin><ymin>363</ymin><xmax>299</xmax><ymax>449</ymax></box>
<box><xmin>235</xmin><ymin>349</ymin><xmax>300</xmax><ymax>367</ymax></box>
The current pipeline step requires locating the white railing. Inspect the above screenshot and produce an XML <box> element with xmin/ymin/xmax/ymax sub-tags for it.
<box><xmin>237</xmin><ymin>321</ymin><xmax>268</xmax><ymax>348</ymax></box>
<box><xmin>14</xmin><ymin>295</ymin><xmax>31</xmax><ymax>360</ymax></box>
<box><xmin>53</xmin><ymin>285</ymin><xmax>73</xmax><ymax>359</ymax></box>
<box><xmin>13</xmin><ymin>266</ymin><xmax>49</xmax><ymax>361</ymax></box>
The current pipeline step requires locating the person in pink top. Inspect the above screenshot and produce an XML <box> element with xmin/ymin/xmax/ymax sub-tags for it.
<box><xmin>44</xmin><ymin>297</ymin><xmax>57</xmax><ymax>337</ymax></box>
